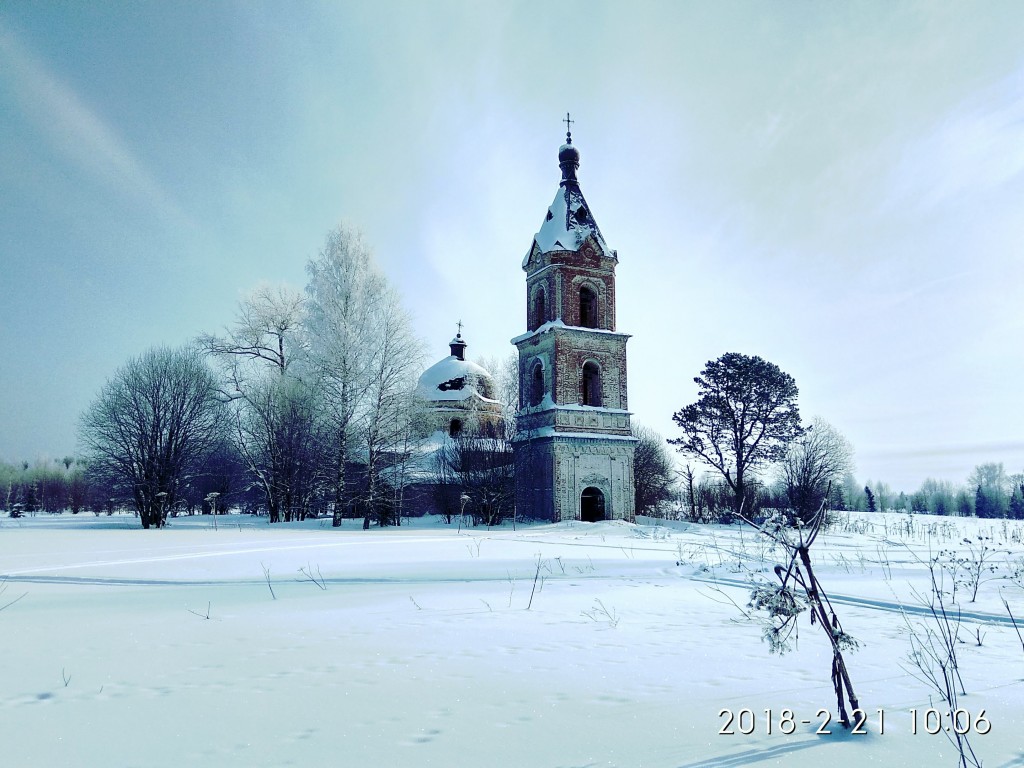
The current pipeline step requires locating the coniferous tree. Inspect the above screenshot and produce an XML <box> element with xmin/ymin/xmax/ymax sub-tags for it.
<box><xmin>975</xmin><ymin>484</ymin><xmax>994</xmax><ymax>519</ymax></box>
<box><xmin>864</xmin><ymin>485</ymin><xmax>877</xmax><ymax>514</ymax></box>
<box><xmin>1009</xmin><ymin>484</ymin><xmax>1024</xmax><ymax>520</ymax></box>
<box><xmin>671</xmin><ymin>352</ymin><xmax>803</xmax><ymax>517</ymax></box>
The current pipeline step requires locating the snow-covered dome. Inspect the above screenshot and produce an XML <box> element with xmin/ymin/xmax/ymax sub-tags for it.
<box><xmin>415</xmin><ymin>333</ymin><xmax>498</xmax><ymax>404</ymax></box>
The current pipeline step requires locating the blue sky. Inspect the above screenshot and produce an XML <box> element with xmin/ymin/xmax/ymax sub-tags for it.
<box><xmin>2</xmin><ymin>1</ymin><xmax>1022</xmax><ymax>491</ymax></box>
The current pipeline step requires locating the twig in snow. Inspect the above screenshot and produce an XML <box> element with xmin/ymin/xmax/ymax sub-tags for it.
<box><xmin>526</xmin><ymin>554</ymin><xmax>543</xmax><ymax>610</ymax></box>
<box><xmin>1003</xmin><ymin>595</ymin><xmax>1024</xmax><ymax>654</ymax></box>
<box><xmin>0</xmin><ymin>578</ymin><xmax>27</xmax><ymax>612</ymax></box>
<box><xmin>581</xmin><ymin>598</ymin><xmax>620</xmax><ymax>628</ymax></box>
<box><xmin>187</xmin><ymin>602</ymin><xmax>212</xmax><ymax>620</ymax></box>
<box><xmin>261</xmin><ymin>562</ymin><xmax>276</xmax><ymax>600</ymax></box>
<box><xmin>297</xmin><ymin>563</ymin><xmax>326</xmax><ymax>590</ymax></box>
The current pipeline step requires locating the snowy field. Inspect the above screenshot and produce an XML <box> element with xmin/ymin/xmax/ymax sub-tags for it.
<box><xmin>2</xmin><ymin>512</ymin><xmax>1022</xmax><ymax>768</ymax></box>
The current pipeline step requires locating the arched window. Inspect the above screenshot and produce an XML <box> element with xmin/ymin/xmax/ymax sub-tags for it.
<box><xmin>533</xmin><ymin>288</ymin><xmax>546</xmax><ymax>329</ymax></box>
<box><xmin>579</xmin><ymin>285</ymin><xmax>597</xmax><ymax>328</ymax></box>
<box><xmin>529</xmin><ymin>361</ymin><xmax>545</xmax><ymax>407</ymax></box>
<box><xmin>449</xmin><ymin>418</ymin><xmax>463</xmax><ymax>437</ymax></box>
<box><xmin>581</xmin><ymin>361</ymin><xmax>601</xmax><ymax>407</ymax></box>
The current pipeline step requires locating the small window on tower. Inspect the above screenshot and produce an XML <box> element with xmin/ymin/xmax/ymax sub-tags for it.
<box><xmin>574</xmin><ymin>206</ymin><xmax>588</xmax><ymax>224</ymax></box>
<box><xmin>546</xmin><ymin>210</ymin><xmax>553</xmax><ymax>221</ymax></box>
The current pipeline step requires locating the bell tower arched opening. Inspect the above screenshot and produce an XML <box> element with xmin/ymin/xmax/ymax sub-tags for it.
<box><xmin>533</xmin><ymin>288</ymin><xmax>547</xmax><ymax>330</ymax></box>
<box><xmin>579</xmin><ymin>285</ymin><xmax>598</xmax><ymax>328</ymax></box>
<box><xmin>529</xmin><ymin>361</ymin><xmax>545</xmax><ymax>406</ymax></box>
<box><xmin>581</xmin><ymin>361</ymin><xmax>602</xmax><ymax>407</ymax></box>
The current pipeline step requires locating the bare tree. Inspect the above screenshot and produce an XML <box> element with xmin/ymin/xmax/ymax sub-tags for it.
<box><xmin>632</xmin><ymin>423</ymin><xmax>677</xmax><ymax>518</ymax></box>
<box><xmin>357</xmin><ymin>290</ymin><xmax>423</xmax><ymax>527</ymax></box>
<box><xmin>438</xmin><ymin>425</ymin><xmax>515</xmax><ymax>527</ymax></box>
<box><xmin>79</xmin><ymin>346</ymin><xmax>224</xmax><ymax>529</ymax></box>
<box><xmin>476</xmin><ymin>352</ymin><xmax>519</xmax><ymax>434</ymax></box>
<box><xmin>231</xmin><ymin>376</ymin><xmax>325</xmax><ymax>522</ymax></box>
<box><xmin>200</xmin><ymin>284</ymin><xmax>320</xmax><ymax>522</ymax></box>
<box><xmin>383</xmin><ymin>392</ymin><xmax>429</xmax><ymax>525</ymax></box>
<box><xmin>780</xmin><ymin>417</ymin><xmax>854</xmax><ymax>524</ymax></box>
<box><xmin>198</xmin><ymin>283</ymin><xmax>305</xmax><ymax>376</ymax></box>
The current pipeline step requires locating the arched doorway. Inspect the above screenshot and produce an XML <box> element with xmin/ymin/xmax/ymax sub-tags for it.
<box><xmin>580</xmin><ymin>487</ymin><xmax>605</xmax><ymax>522</ymax></box>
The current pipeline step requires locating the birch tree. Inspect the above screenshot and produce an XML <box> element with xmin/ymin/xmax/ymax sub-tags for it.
<box><xmin>304</xmin><ymin>225</ymin><xmax>423</xmax><ymax>526</ymax></box>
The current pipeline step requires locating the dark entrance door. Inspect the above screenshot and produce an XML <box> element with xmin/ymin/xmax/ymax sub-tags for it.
<box><xmin>580</xmin><ymin>487</ymin><xmax>605</xmax><ymax>522</ymax></box>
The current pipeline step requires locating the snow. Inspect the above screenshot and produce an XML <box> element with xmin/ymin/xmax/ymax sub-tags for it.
<box><xmin>2</xmin><ymin>511</ymin><xmax>1023</xmax><ymax>767</ymax></box>
<box><xmin>511</xmin><ymin>318</ymin><xmax>631</xmax><ymax>345</ymax></box>
<box><xmin>523</xmin><ymin>183</ymin><xmax>611</xmax><ymax>266</ymax></box>
<box><xmin>552</xmin><ymin>403</ymin><xmax>632</xmax><ymax>414</ymax></box>
<box><xmin>415</xmin><ymin>355</ymin><xmax>499</xmax><ymax>403</ymax></box>
<box><xmin>519</xmin><ymin>427</ymin><xmax>640</xmax><ymax>441</ymax></box>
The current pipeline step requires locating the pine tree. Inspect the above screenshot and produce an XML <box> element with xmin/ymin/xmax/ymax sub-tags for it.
<box><xmin>864</xmin><ymin>485</ymin><xmax>877</xmax><ymax>513</ymax></box>
<box><xmin>975</xmin><ymin>484</ymin><xmax>993</xmax><ymax>519</ymax></box>
<box><xmin>1009</xmin><ymin>484</ymin><xmax>1024</xmax><ymax>520</ymax></box>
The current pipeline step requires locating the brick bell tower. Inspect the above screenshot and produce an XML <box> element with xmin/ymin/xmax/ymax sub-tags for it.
<box><xmin>512</xmin><ymin>119</ymin><xmax>636</xmax><ymax>522</ymax></box>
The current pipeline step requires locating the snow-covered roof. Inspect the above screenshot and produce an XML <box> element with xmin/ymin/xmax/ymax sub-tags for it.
<box><xmin>523</xmin><ymin>141</ymin><xmax>611</xmax><ymax>266</ymax></box>
<box><xmin>415</xmin><ymin>355</ymin><xmax>499</xmax><ymax>403</ymax></box>
<box><xmin>510</xmin><ymin>318</ymin><xmax>631</xmax><ymax>345</ymax></box>
<box><xmin>525</xmin><ymin>185</ymin><xmax>610</xmax><ymax>266</ymax></box>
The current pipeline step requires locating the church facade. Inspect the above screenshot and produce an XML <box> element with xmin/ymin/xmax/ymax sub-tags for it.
<box><xmin>512</xmin><ymin>129</ymin><xmax>636</xmax><ymax>522</ymax></box>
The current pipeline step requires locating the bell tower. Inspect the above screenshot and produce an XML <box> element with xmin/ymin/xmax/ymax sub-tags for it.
<box><xmin>512</xmin><ymin>121</ymin><xmax>636</xmax><ymax>522</ymax></box>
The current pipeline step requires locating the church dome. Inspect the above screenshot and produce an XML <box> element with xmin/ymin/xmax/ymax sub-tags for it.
<box><xmin>415</xmin><ymin>333</ymin><xmax>498</xmax><ymax>404</ymax></box>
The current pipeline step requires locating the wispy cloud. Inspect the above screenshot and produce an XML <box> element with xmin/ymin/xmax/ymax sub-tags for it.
<box><xmin>862</xmin><ymin>440</ymin><xmax>1024</xmax><ymax>461</ymax></box>
<box><xmin>885</xmin><ymin>65</ymin><xmax>1024</xmax><ymax>214</ymax></box>
<box><xmin>0</xmin><ymin>21</ymin><xmax>190</xmax><ymax>228</ymax></box>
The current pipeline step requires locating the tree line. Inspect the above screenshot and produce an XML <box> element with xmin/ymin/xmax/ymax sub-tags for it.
<box><xmin>668</xmin><ymin>352</ymin><xmax>1024</xmax><ymax>523</ymax></box>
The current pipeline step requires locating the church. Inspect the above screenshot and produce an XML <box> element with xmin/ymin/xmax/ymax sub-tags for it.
<box><xmin>408</xmin><ymin>123</ymin><xmax>637</xmax><ymax>523</ymax></box>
